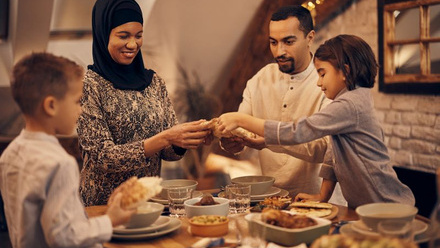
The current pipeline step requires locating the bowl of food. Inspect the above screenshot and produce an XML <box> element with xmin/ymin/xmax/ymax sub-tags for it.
<box><xmin>355</xmin><ymin>203</ymin><xmax>418</xmax><ymax>231</ymax></box>
<box><xmin>184</xmin><ymin>194</ymin><xmax>229</xmax><ymax>218</ymax></box>
<box><xmin>231</xmin><ymin>175</ymin><xmax>275</xmax><ymax>195</ymax></box>
<box><xmin>159</xmin><ymin>179</ymin><xmax>198</xmax><ymax>199</ymax></box>
<box><xmin>125</xmin><ymin>201</ymin><xmax>164</xmax><ymax>228</ymax></box>
<box><xmin>189</xmin><ymin>215</ymin><xmax>229</xmax><ymax>237</ymax></box>
<box><xmin>245</xmin><ymin>209</ymin><xmax>331</xmax><ymax>246</ymax></box>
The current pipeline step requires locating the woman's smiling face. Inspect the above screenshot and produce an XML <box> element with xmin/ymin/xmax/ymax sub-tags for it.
<box><xmin>108</xmin><ymin>21</ymin><xmax>143</xmax><ymax>65</ymax></box>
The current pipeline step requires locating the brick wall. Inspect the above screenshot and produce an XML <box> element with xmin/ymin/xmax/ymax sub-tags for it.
<box><xmin>313</xmin><ymin>0</ymin><xmax>440</xmax><ymax>173</ymax></box>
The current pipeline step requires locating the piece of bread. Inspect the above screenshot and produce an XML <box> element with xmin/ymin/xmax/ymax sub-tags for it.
<box><xmin>289</xmin><ymin>207</ymin><xmax>332</xmax><ymax>218</ymax></box>
<box><xmin>289</xmin><ymin>201</ymin><xmax>333</xmax><ymax>209</ymax></box>
<box><xmin>201</xmin><ymin>118</ymin><xmax>256</xmax><ymax>139</ymax></box>
<box><xmin>116</xmin><ymin>176</ymin><xmax>163</xmax><ymax>209</ymax></box>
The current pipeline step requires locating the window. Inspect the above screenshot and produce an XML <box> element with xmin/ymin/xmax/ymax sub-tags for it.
<box><xmin>378</xmin><ymin>0</ymin><xmax>440</xmax><ymax>94</ymax></box>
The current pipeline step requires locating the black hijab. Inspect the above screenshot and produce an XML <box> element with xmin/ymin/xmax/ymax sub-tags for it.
<box><xmin>89</xmin><ymin>0</ymin><xmax>154</xmax><ymax>91</ymax></box>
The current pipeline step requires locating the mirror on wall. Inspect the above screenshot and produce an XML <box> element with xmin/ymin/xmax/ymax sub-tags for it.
<box><xmin>378</xmin><ymin>0</ymin><xmax>440</xmax><ymax>94</ymax></box>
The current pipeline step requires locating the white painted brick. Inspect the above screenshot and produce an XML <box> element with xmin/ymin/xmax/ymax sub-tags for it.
<box><xmin>375</xmin><ymin>110</ymin><xmax>385</xmax><ymax>123</ymax></box>
<box><xmin>391</xmin><ymin>151</ymin><xmax>412</xmax><ymax>166</ymax></box>
<box><xmin>392</xmin><ymin>125</ymin><xmax>411</xmax><ymax>138</ymax></box>
<box><xmin>417</xmin><ymin>97</ymin><xmax>440</xmax><ymax>113</ymax></box>
<box><xmin>382</xmin><ymin>124</ymin><xmax>394</xmax><ymax>136</ymax></box>
<box><xmin>373</xmin><ymin>94</ymin><xmax>392</xmax><ymax>110</ymax></box>
<box><xmin>413</xmin><ymin>154</ymin><xmax>440</xmax><ymax>171</ymax></box>
<box><xmin>401</xmin><ymin>140</ymin><xmax>436</xmax><ymax>154</ymax></box>
<box><xmin>391</xmin><ymin>97</ymin><xmax>418</xmax><ymax>111</ymax></box>
<box><xmin>385</xmin><ymin>111</ymin><xmax>402</xmax><ymax>124</ymax></box>
<box><xmin>435</xmin><ymin>116</ymin><xmax>440</xmax><ymax>129</ymax></box>
<box><xmin>412</xmin><ymin>126</ymin><xmax>440</xmax><ymax>143</ymax></box>
<box><xmin>401</xmin><ymin>112</ymin><xmax>436</xmax><ymax>126</ymax></box>
<box><xmin>389</xmin><ymin>137</ymin><xmax>401</xmax><ymax>149</ymax></box>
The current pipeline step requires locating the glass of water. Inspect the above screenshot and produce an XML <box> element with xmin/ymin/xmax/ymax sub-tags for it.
<box><xmin>226</xmin><ymin>184</ymin><xmax>251</xmax><ymax>214</ymax></box>
<box><xmin>168</xmin><ymin>187</ymin><xmax>193</xmax><ymax>218</ymax></box>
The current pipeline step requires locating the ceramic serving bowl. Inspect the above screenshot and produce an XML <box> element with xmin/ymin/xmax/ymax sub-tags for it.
<box><xmin>245</xmin><ymin>213</ymin><xmax>331</xmax><ymax>246</ymax></box>
<box><xmin>184</xmin><ymin>197</ymin><xmax>229</xmax><ymax>218</ymax></box>
<box><xmin>231</xmin><ymin>175</ymin><xmax>275</xmax><ymax>195</ymax></box>
<box><xmin>355</xmin><ymin>203</ymin><xmax>418</xmax><ymax>231</ymax></box>
<box><xmin>125</xmin><ymin>202</ymin><xmax>164</xmax><ymax>228</ymax></box>
<box><xmin>189</xmin><ymin>215</ymin><xmax>229</xmax><ymax>237</ymax></box>
<box><xmin>159</xmin><ymin>179</ymin><xmax>198</xmax><ymax>199</ymax></box>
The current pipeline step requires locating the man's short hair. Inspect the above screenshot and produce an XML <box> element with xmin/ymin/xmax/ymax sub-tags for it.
<box><xmin>11</xmin><ymin>52</ymin><xmax>84</xmax><ymax>115</ymax></box>
<box><xmin>271</xmin><ymin>5</ymin><xmax>314</xmax><ymax>37</ymax></box>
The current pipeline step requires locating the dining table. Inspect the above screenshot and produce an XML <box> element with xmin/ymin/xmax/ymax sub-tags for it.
<box><xmin>85</xmin><ymin>189</ymin><xmax>361</xmax><ymax>248</ymax></box>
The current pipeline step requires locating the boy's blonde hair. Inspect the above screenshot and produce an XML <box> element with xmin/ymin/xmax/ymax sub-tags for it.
<box><xmin>11</xmin><ymin>52</ymin><xmax>84</xmax><ymax>115</ymax></box>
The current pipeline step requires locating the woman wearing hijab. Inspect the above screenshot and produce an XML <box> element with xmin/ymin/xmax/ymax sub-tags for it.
<box><xmin>77</xmin><ymin>0</ymin><xmax>210</xmax><ymax>206</ymax></box>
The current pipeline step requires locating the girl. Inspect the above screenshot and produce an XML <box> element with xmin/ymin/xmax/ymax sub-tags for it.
<box><xmin>218</xmin><ymin>34</ymin><xmax>414</xmax><ymax>208</ymax></box>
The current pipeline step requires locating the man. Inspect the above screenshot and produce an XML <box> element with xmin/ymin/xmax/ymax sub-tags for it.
<box><xmin>221</xmin><ymin>5</ymin><xmax>335</xmax><ymax>199</ymax></box>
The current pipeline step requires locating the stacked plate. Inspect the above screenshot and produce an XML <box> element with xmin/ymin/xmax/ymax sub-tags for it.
<box><xmin>112</xmin><ymin>216</ymin><xmax>181</xmax><ymax>241</ymax></box>
<box><xmin>218</xmin><ymin>186</ymin><xmax>288</xmax><ymax>203</ymax></box>
<box><xmin>340</xmin><ymin>219</ymin><xmax>429</xmax><ymax>244</ymax></box>
<box><xmin>250</xmin><ymin>186</ymin><xmax>288</xmax><ymax>203</ymax></box>
<box><xmin>150</xmin><ymin>191</ymin><xmax>204</xmax><ymax>205</ymax></box>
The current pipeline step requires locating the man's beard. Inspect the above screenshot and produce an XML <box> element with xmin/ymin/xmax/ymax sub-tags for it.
<box><xmin>276</xmin><ymin>56</ymin><xmax>295</xmax><ymax>74</ymax></box>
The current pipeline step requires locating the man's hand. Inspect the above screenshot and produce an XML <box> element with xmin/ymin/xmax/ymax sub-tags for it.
<box><xmin>219</xmin><ymin>137</ymin><xmax>245</xmax><ymax>154</ymax></box>
<box><xmin>294</xmin><ymin>193</ymin><xmax>324</xmax><ymax>202</ymax></box>
<box><xmin>242</xmin><ymin>135</ymin><xmax>266</xmax><ymax>150</ymax></box>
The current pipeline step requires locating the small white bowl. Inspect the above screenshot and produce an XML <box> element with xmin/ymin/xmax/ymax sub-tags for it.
<box><xmin>355</xmin><ymin>203</ymin><xmax>418</xmax><ymax>231</ymax></box>
<box><xmin>184</xmin><ymin>197</ymin><xmax>229</xmax><ymax>218</ymax></box>
<box><xmin>125</xmin><ymin>202</ymin><xmax>164</xmax><ymax>228</ymax></box>
<box><xmin>231</xmin><ymin>175</ymin><xmax>275</xmax><ymax>195</ymax></box>
<box><xmin>159</xmin><ymin>179</ymin><xmax>198</xmax><ymax>199</ymax></box>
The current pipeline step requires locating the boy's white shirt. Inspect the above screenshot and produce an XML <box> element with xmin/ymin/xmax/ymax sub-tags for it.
<box><xmin>0</xmin><ymin>129</ymin><xmax>112</xmax><ymax>248</ymax></box>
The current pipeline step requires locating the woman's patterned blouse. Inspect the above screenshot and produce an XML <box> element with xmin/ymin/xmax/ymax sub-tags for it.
<box><xmin>77</xmin><ymin>70</ymin><xmax>184</xmax><ymax>206</ymax></box>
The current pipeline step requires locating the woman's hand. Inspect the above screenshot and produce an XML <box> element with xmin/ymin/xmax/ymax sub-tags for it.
<box><xmin>165</xmin><ymin>120</ymin><xmax>211</xmax><ymax>149</ymax></box>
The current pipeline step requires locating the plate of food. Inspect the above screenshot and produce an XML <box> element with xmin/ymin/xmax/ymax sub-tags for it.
<box><xmin>288</xmin><ymin>201</ymin><xmax>339</xmax><ymax>220</ymax></box>
<box><xmin>250</xmin><ymin>196</ymin><xmax>292</xmax><ymax>212</ymax></box>
<box><xmin>245</xmin><ymin>209</ymin><xmax>331</xmax><ymax>246</ymax></box>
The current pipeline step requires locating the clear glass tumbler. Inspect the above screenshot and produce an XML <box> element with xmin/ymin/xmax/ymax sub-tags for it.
<box><xmin>168</xmin><ymin>187</ymin><xmax>192</xmax><ymax>218</ymax></box>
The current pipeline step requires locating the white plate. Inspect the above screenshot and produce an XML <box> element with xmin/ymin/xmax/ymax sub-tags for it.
<box><xmin>112</xmin><ymin>218</ymin><xmax>181</xmax><ymax>240</ymax></box>
<box><xmin>251</xmin><ymin>188</ymin><xmax>288</xmax><ymax>203</ymax></box>
<box><xmin>341</xmin><ymin>220</ymin><xmax>430</xmax><ymax>244</ymax></box>
<box><xmin>113</xmin><ymin>216</ymin><xmax>171</xmax><ymax>234</ymax></box>
<box><xmin>150</xmin><ymin>191</ymin><xmax>203</xmax><ymax>205</ymax></box>
<box><xmin>251</xmin><ymin>187</ymin><xmax>281</xmax><ymax>200</ymax></box>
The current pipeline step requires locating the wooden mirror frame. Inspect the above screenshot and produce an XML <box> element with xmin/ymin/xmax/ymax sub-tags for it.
<box><xmin>378</xmin><ymin>0</ymin><xmax>440</xmax><ymax>95</ymax></box>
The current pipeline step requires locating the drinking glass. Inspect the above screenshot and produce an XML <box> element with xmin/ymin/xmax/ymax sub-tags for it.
<box><xmin>225</xmin><ymin>184</ymin><xmax>251</xmax><ymax>214</ymax></box>
<box><xmin>234</xmin><ymin>217</ymin><xmax>266</xmax><ymax>248</ymax></box>
<box><xmin>168</xmin><ymin>187</ymin><xmax>192</xmax><ymax>218</ymax></box>
<box><xmin>378</xmin><ymin>220</ymin><xmax>414</xmax><ymax>242</ymax></box>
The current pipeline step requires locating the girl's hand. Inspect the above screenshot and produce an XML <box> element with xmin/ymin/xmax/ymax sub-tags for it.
<box><xmin>217</xmin><ymin>112</ymin><xmax>243</xmax><ymax>134</ymax></box>
<box><xmin>166</xmin><ymin>120</ymin><xmax>211</xmax><ymax>149</ymax></box>
<box><xmin>106</xmin><ymin>193</ymin><xmax>136</xmax><ymax>227</ymax></box>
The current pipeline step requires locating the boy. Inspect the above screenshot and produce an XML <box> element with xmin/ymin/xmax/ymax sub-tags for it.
<box><xmin>0</xmin><ymin>53</ymin><xmax>135</xmax><ymax>248</ymax></box>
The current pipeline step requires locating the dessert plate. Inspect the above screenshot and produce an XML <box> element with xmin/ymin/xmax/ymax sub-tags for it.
<box><xmin>113</xmin><ymin>216</ymin><xmax>171</xmax><ymax>234</ymax></box>
<box><xmin>350</xmin><ymin>219</ymin><xmax>428</xmax><ymax>237</ymax></box>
